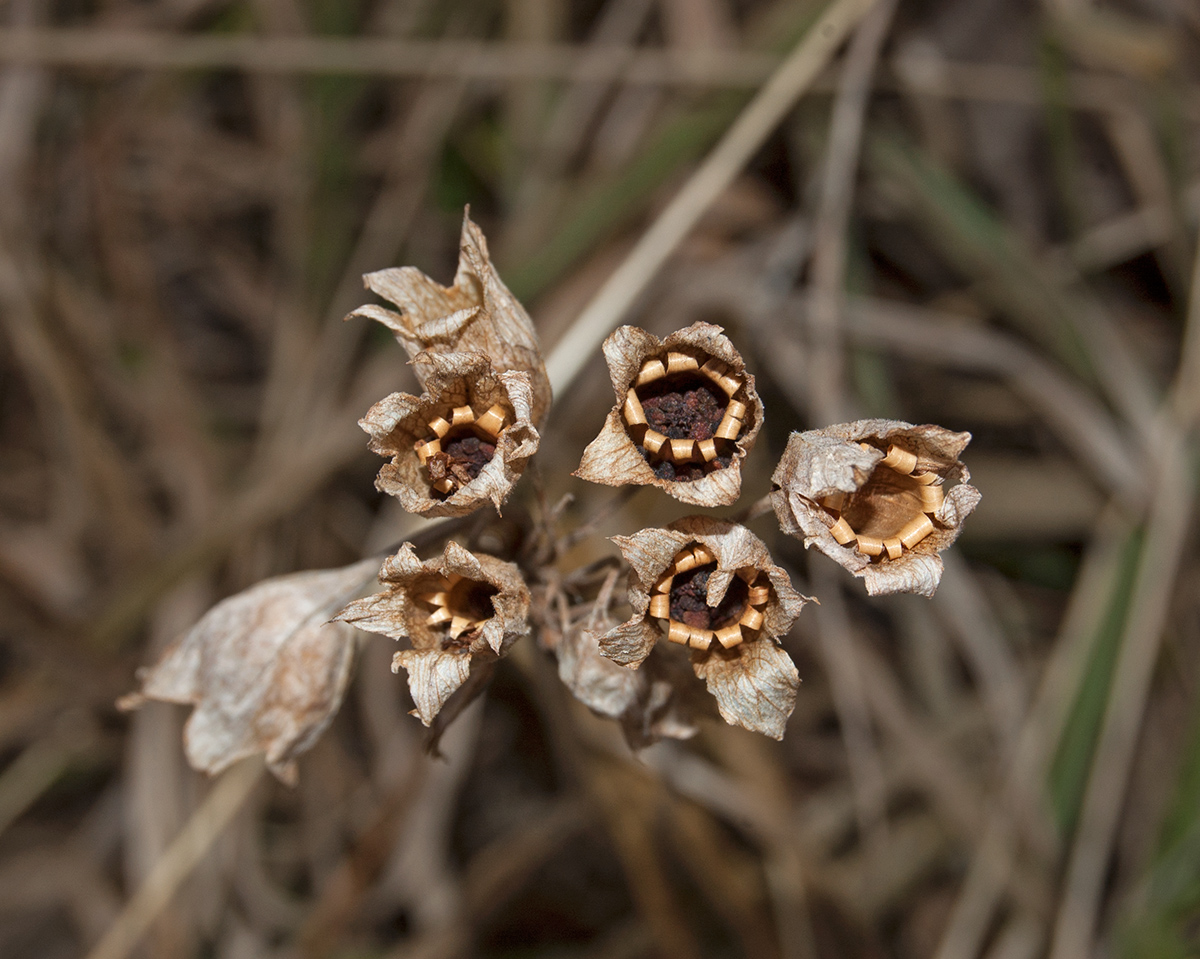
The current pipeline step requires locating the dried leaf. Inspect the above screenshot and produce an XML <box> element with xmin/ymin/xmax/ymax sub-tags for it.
<box><xmin>575</xmin><ymin>323</ymin><xmax>764</xmax><ymax>507</ymax></box>
<box><xmin>120</xmin><ymin>558</ymin><xmax>379</xmax><ymax>784</ymax></box>
<box><xmin>359</xmin><ymin>351</ymin><xmax>540</xmax><ymax>517</ymax></box>
<box><xmin>771</xmin><ymin>419</ymin><xmax>981</xmax><ymax>597</ymax></box>
<box><xmin>599</xmin><ymin>517</ymin><xmax>809</xmax><ymax>738</ymax></box>
<box><xmin>348</xmin><ymin>209</ymin><xmax>551</xmax><ymax>425</ymax></box>
<box><xmin>336</xmin><ymin>541</ymin><xmax>529</xmax><ymax>726</ymax></box>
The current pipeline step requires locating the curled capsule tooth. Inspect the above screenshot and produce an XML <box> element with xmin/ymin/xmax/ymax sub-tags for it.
<box><xmin>451</xmin><ymin>405</ymin><xmax>475</xmax><ymax>426</ymax></box>
<box><xmin>856</xmin><ymin>534</ymin><xmax>884</xmax><ymax>557</ymax></box>
<box><xmin>668</xmin><ymin>621</ymin><xmax>692</xmax><ymax>645</ymax></box>
<box><xmin>911</xmin><ymin>471</ymin><xmax>940</xmax><ymax>485</ymax></box>
<box><xmin>885</xmin><ymin>538</ymin><xmax>903</xmax><ymax>560</ymax></box>
<box><xmin>448</xmin><ymin>615</ymin><xmax>473</xmax><ymax>639</ymax></box>
<box><xmin>649</xmin><ymin>594</ymin><xmax>671</xmax><ymax>619</ymax></box>
<box><xmin>698</xmin><ymin>439</ymin><xmax>718</xmax><ymax>462</ymax></box>
<box><xmin>623</xmin><ymin>389</ymin><xmax>647</xmax><ymax>426</ymax></box>
<box><xmin>431</xmin><ymin>477</ymin><xmax>455</xmax><ymax>494</ymax></box>
<box><xmin>725</xmin><ymin>399</ymin><xmax>748</xmax><ymax>421</ymax></box>
<box><xmin>667</xmin><ymin>351</ymin><xmax>699</xmax><ymax>374</ymax></box>
<box><xmin>880</xmin><ymin>444</ymin><xmax>918</xmax><ymax>474</ymax></box>
<box><xmin>642</xmin><ymin>430</ymin><xmax>667</xmax><ymax>455</ymax></box>
<box><xmin>715</xmin><ymin>624</ymin><xmax>744</xmax><ymax>648</ymax></box>
<box><xmin>427</xmin><ymin>606</ymin><xmax>453</xmax><ymax>626</ymax></box>
<box><xmin>699</xmin><ymin>357</ymin><xmax>727</xmax><ymax>383</ymax></box>
<box><xmin>717</xmin><ymin>373</ymin><xmax>742</xmax><ymax>396</ymax></box>
<box><xmin>899</xmin><ymin>513</ymin><xmax>936</xmax><ymax>549</ymax></box>
<box><xmin>673</xmin><ymin>551</ymin><xmax>700</xmax><ymax>574</ymax></box>
<box><xmin>823</xmin><ymin>490</ymin><xmax>847</xmax><ymax>511</ymax></box>
<box><xmin>653</xmin><ymin>574</ymin><xmax>673</xmax><ymax>593</ymax></box>
<box><xmin>747</xmin><ymin>585</ymin><xmax>771</xmax><ymax>606</ymax></box>
<box><xmin>829</xmin><ymin>517</ymin><xmax>856</xmax><ymax>545</ymax></box>
<box><xmin>739</xmin><ymin>606</ymin><xmax>764</xmax><ymax>631</ymax></box>
<box><xmin>475</xmin><ymin>404</ymin><xmax>507</xmax><ymax>438</ymax></box>
<box><xmin>691</xmin><ymin>545</ymin><xmax>715</xmax><ymax>566</ymax></box>
<box><xmin>428</xmin><ymin>416</ymin><xmax>452</xmax><ymax>438</ymax></box>
<box><xmin>669</xmin><ymin>438</ymin><xmax>697</xmax><ymax>462</ymax></box>
<box><xmin>418</xmin><ymin>591</ymin><xmax>450</xmax><ymax>607</ymax></box>
<box><xmin>919</xmin><ymin>484</ymin><xmax>945</xmax><ymax>511</ymax></box>
<box><xmin>636</xmin><ymin>358</ymin><xmax>667</xmax><ymax>385</ymax></box>
<box><xmin>715</xmin><ymin>413</ymin><xmax>743</xmax><ymax>441</ymax></box>
<box><xmin>415</xmin><ymin>439</ymin><xmax>442</xmax><ymax>465</ymax></box>
<box><xmin>689</xmin><ymin>628</ymin><xmax>714</xmax><ymax>650</ymax></box>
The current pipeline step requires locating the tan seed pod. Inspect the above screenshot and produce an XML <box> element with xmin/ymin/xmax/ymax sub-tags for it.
<box><xmin>574</xmin><ymin>323</ymin><xmax>764</xmax><ymax>507</ymax></box>
<box><xmin>771</xmin><ymin>419</ymin><xmax>982</xmax><ymax>597</ymax></box>
<box><xmin>599</xmin><ymin>517</ymin><xmax>811</xmax><ymax>740</ymax></box>
<box><xmin>336</xmin><ymin>541</ymin><xmax>530</xmax><ymax>726</ymax></box>
<box><xmin>347</xmin><ymin>209</ymin><xmax>551</xmax><ymax>426</ymax></box>
<box><xmin>359</xmin><ymin>351</ymin><xmax>540</xmax><ymax>517</ymax></box>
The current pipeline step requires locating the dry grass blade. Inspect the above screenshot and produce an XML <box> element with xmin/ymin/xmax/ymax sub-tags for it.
<box><xmin>85</xmin><ymin>758</ymin><xmax>264</xmax><ymax>959</ymax></box>
<box><xmin>545</xmin><ymin>0</ymin><xmax>880</xmax><ymax>396</ymax></box>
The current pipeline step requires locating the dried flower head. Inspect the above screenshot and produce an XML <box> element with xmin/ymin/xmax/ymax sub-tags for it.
<box><xmin>336</xmin><ymin>541</ymin><xmax>530</xmax><ymax>726</ymax></box>
<box><xmin>119</xmin><ymin>559</ymin><xmax>379</xmax><ymax>784</ymax></box>
<box><xmin>348</xmin><ymin>209</ymin><xmax>551</xmax><ymax>425</ymax></box>
<box><xmin>600</xmin><ymin>517</ymin><xmax>809</xmax><ymax>739</ymax></box>
<box><xmin>575</xmin><ymin>323</ymin><xmax>764</xmax><ymax>507</ymax></box>
<box><xmin>771</xmin><ymin>419</ymin><xmax>981</xmax><ymax>597</ymax></box>
<box><xmin>359</xmin><ymin>351</ymin><xmax>539</xmax><ymax>517</ymax></box>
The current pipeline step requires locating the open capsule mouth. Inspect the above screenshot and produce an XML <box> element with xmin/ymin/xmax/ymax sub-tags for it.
<box><xmin>621</xmin><ymin>351</ymin><xmax>748</xmax><ymax>482</ymax></box>
<box><xmin>822</xmin><ymin>444</ymin><xmax>945</xmax><ymax>560</ymax></box>
<box><xmin>416</xmin><ymin>573</ymin><xmax>500</xmax><ymax>648</ymax></box>
<box><xmin>647</xmin><ymin>544</ymin><xmax>772</xmax><ymax>651</ymax></box>
<box><xmin>413</xmin><ymin>395</ymin><xmax>510</xmax><ymax>498</ymax></box>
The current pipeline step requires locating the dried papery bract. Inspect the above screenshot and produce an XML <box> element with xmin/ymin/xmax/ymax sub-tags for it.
<box><xmin>336</xmin><ymin>541</ymin><xmax>530</xmax><ymax>726</ymax></box>
<box><xmin>119</xmin><ymin>558</ymin><xmax>380</xmax><ymax>784</ymax></box>
<box><xmin>360</xmin><ymin>351</ymin><xmax>540</xmax><ymax>517</ymax></box>
<box><xmin>348</xmin><ymin>209</ymin><xmax>551</xmax><ymax>426</ymax></box>
<box><xmin>771</xmin><ymin>419</ymin><xmax>982</xmax><ymax>597</ymax></box>
<box><xmin>575</xmin><ymin>323</ymin><xmax>764</xmax><ymax>507</ymax></box>
<box><xmin>600</xmin><ymin>517</ymin><xmax>809</xmax><ymax>739</ymax></box>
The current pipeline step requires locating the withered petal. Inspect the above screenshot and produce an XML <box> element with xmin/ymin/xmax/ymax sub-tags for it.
<box><xmin>691</xmin><ymin>641</ymin><xmax>799</xmax><ymax>740</ymax></box>
<box><xmin>392</xmin><ymin>648</ymin><xmax>474</xmax><ymax>727</ymax></box>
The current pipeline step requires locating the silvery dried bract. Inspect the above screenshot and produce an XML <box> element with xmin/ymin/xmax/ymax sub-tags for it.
<box><xmin>335</xmin><ymin>541</ymin><xmax>530</xmax><ymax>726</ymax></box>
<box><xmin>349</xmin><ymin>209</ymin><xmax>551</xmax><ymax>426</ymax></box>
<box><xmin>771</xmin><ymin>419</ymin><xmax>982</xmax><ymax>597</ymax></box>
<box><xmin>119</xmin><ymin>559</ymin><xmax>379</xmax><ymax>784</ymax></box>
<box><xmin>600</xmin><ymin>517</ymin><xmax>809</xmax><ymax>739</ymax></box>
<box><xmin>575</xmin><ymin>323</ymin><xmax>764</xmax><ymax>507</ymax></box>
<box><xmin>359</xmin><ymin>351</ymin><xmax>540</xmax><ymax>517</ymax></box>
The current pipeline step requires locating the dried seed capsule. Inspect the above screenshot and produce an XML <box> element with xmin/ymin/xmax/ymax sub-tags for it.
<box><xmin>771</xmin><ymin>419</ymin><xmax>982</xmax><ymax>597</ymax></box>
<box><xmin>599</xmin><ymin>518</ymin><xmax>811</xmax><ymax>740</ymax></box>
<box><xmin>575</xmin><ymin>323</ymin><xmax>765</xmax><ymax>507</ymax></box>
<box><xmin>336</xmin><ymin>542</ymin><xmax>530</xmax><ymax>727</ymax></box>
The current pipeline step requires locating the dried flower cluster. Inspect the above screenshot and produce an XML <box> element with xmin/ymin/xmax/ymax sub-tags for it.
<box><xmin>124</xmin><ymin>211</ymin><xmax>980</xmax><ymax>781</ymax></box>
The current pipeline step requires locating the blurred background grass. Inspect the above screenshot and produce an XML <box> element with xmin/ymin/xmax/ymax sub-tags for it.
<box><xmin>1</xmin><ymin>0</ymin><xmax>1199</xmax><ymax>957</ymax></box>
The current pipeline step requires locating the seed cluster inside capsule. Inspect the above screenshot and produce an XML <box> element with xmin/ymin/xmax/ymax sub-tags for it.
<box><xmin>621</xmin><ymin>351</ymin><xmax>747</xmax><ymax>468</ymax></box>
<box><xmin>822</xmin><ymin>443</ymin><xmax>944</xmax><ymax>560</ymax></box>
<box><xmin>647</xmin><ymin>544</ymin><xmax>771</xmax><ymax>651</ymax></box>
<box><xmin>416</xmin><ymin>573</ymin><xmax>499</xmax><ymax>645</ymax></box>
<box><xmin>413</xmin><ymin>393</ymin><xmax>509</xmax><ymax>495</ymax></box>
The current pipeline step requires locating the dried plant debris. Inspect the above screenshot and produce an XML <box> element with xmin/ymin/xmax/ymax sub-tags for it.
<box><xmin>600</xmin><ymin>518</ymin><xmax>809</xmax><ymax>739</ymax></box>
<box><xmin>771</xmin><ymin>420</ymin><xmax>982</xmax><ymax>597</ymax></box>
<box><xmin>360</xmin><ymin>351</ymin><xmax>540</xmax><ymax>517</ymax></box>
<box><xmin>336</xmin><ymin>541</ymin><xmax>530</xmax><ymax>726</ymax></box>
<box><xmin>119</xmin><ymin>559</ymin><xmax>379</xmax><ymax>784</ymax></box>
<box><xmin>348</xmin><ymin>208</ymin><xmax>551</xmax><ymax>426</ymax></box>
<box><xmin>575</xmin><ymin>323</ymin><xmax>764</xmax><ymax>506</ymax></box>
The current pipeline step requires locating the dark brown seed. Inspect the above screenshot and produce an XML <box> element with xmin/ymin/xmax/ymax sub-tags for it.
<box><xmin>639</xmin><ymin>377</ymin><xmax>726</xmax><ymax>441</ymax></box>
<box><xmin>668</xmin><ymin>565</ymin><xmax>748</xmax><ymax>630</ymax></box>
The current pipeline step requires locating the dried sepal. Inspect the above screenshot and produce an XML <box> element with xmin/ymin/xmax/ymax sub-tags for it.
<box><xmin>335</xmin><ymin>541</ymin><xmax>529</xmax><ymax>726</ymax></box>
<box><xmin>771</xmin><ymin>419</ymin><xmax>982</xmax><ymax>597</ymax></box>
<box><xmin>548</xmin><ymin>575</ymin><xmax>698</xmax><ymax>748</ymax></box>
<box><xmin>119</xmin><ymin>558</ymin><xmax>379</xmax><ymax>784</ymax></box>
<box><xmin>360</xmin><ymin>351</ymin><xmax>540</xmax><ymax>517</ymax></box>
<box><xmin>599</xmin><ymin>517</ymin><xmax>809</xmax><ymax>739</ymax></box>
<box><xmin>348</xmin><ymin>209</ymin><xmax>551</xmax><ymax>425</ymax></box>
<box><xmin>575</xmin><ymin>323</ymin><xmax>764</xmax><ymax>507</ymax></box>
